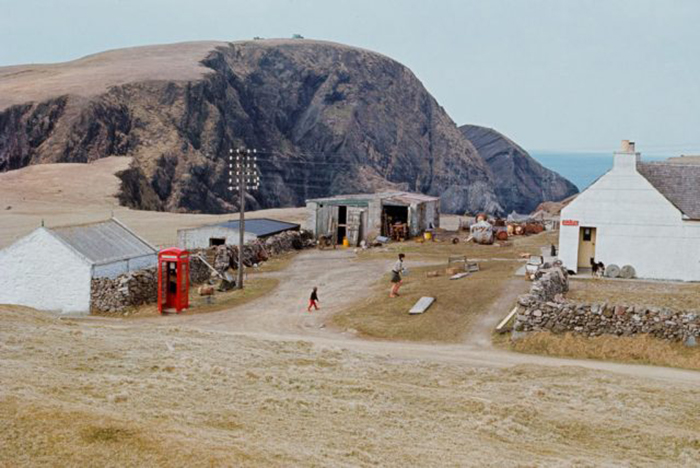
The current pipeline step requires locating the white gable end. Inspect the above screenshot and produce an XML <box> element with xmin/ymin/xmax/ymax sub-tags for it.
<box><xmin>559</xmin><ymin>149</ymin><xmax>700</xmax><ymax>281</ymax></box>
<box><xmin>0</xmin><ymin>228</ymin><xmax>92</xmax><ymax>313</ymax></box>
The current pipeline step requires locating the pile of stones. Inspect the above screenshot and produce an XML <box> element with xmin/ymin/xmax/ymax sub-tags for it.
<box><xmin>518</xmin><ymin>266</ymin><xmax>569</xmax><ymax>305</ymax></box>
<box><xmin>513</xmin><ymin>266</ymin><xmax>699</xmax><ymax>342</ymax></box>
<box><xmin>90</xmin><ymin>268</ymin><xmax>157</xmax><ymax>313</ymax></box>
<box><xmin>189</xmin><ymin>256</ymin><xmax>213</xmax><ymax>284</ymax></box>
<box><xmin>212</xmin><ymin>230</ymin><xmax>314</xmax><ymax>273</ymax></box>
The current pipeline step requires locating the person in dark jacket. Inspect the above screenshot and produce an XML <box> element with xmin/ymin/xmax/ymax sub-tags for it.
<box><xmin>308</xmin><ymin>286</ymin><xmax>320</xmax><ymax>312</ymax></box>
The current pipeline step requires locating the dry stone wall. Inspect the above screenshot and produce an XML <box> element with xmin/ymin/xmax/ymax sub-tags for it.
<box><xmin>213</xmin><ymin>230</ymin><xmax>314</xmax><ymax>273</ymax></box>
<box><xmin>90</xmin><ymin>268</ymin><xmax>157</xmax><ymax>313</ymax></box>
<box><xmin>513</xmin><ymin>267</ymin><xmax>699</xmax><ymax>342</ymax></box>
<box><xmin>89</xmin><ymin>230</ymin><xmax>315</xmax><ymax>314</ymax></box>
<box><xmin>189</xmin><ymin>256</ymin><xmax>212</xmax><ymax>285</ymax></box>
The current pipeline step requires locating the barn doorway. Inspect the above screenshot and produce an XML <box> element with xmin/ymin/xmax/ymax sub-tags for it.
<box><xmin>382</xmin><ymin>205</ymin><xmax>409</xmax><ymax>236</ymax></box>
<box><xmin>336</xmin><ymin>205</ymin><xmax>348</xmax><ymax>244</ymax></box>
<box><xmin>577</xmin><ymin>227</ymin><xmax>597</xmax><ymax>268</ymax></box>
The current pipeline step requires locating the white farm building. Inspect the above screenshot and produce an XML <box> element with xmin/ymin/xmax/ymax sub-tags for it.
<box><xmin>0</xmin><ymin>218</ymin><xmax>157</xmax><ymax>314</ymax></box>
<box><xmin>559</xmin><ymin>140</ymin><xmax>700</xmax><ymax>281</ymax></box>
<box><xmin>177</xmin><ymin>218</ymin><xmax>300</xmax><ymax>250</ymax></box>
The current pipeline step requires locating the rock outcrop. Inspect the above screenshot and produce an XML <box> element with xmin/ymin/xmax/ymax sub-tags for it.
<box><xmin>460</xmin><ymin>125</ymin><xmax>578</xmax><ymax>214</ymax></box>
<box><xmin>0</xmin><ymin>39</ymin><xmax>572</xmax><ymax>215</ymax></box>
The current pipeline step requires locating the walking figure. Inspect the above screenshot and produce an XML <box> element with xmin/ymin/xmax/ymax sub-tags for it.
<box><xmin>308</xmin><ymin>286</ymin><xmax>320</xmax><ymax>312</ymax></box>
<box><xmin>390</xmin><ymin>253</ymin><xmax>406</xmax><ymax>298</ymax></box>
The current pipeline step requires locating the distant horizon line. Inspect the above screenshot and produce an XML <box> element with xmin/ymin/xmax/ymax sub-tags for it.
<box><xmin>528</xmin><ymin>148</ymin><xmax>681</xmax><ymax>158</ymax></box>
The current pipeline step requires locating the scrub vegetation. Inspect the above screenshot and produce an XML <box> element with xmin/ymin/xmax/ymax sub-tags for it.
<box><xmin>500</xmin><ymin>332</ymin><xmax>700</xmax><ymax>371</ymax></box>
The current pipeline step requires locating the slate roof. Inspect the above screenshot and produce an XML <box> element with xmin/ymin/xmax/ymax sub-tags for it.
<box><xmin>212</xmin><ymin>218</ymin><xmax>300</xmax><ymax>237</ymax></box>
<box><xmin>307</xmin><ymin>191</ymin><xmax>440</xmax><ymax>204</ymax></box>
<box><xmin>49</xmin><ymin>218</ymin><xmax>157</xmax><ymax>265</ymax></box>
<box><xmin>638</xmin><ymin>162</ymin><xmax>700</xmax><ymax>220</ymax></box>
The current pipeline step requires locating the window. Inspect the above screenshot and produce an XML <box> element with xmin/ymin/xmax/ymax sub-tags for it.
<box><xmin>209</xmin><ymin>237</ymin><xmax>226</xmax><ymax>247</ymax></box>
<box><xmin>583</xmin><ymin>228</ymin><xmax>592</xmax><ymax>241</ymax></box>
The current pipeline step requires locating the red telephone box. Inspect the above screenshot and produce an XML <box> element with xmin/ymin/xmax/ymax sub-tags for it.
<box><xmin>158</xmin><ymin>248</ymin><xmax>190</xmax><ymax>314</ymax></box>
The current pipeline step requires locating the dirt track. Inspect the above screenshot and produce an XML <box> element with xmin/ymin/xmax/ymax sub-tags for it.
<box><xmin>125</xmin><ymin>249</ymin><xmax>700</xmax><ymax>385</ymax></box>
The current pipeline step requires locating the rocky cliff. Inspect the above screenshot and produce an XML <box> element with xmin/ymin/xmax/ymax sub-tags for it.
<box><xmin>0</xmin><ymin>39</ymin><xmax>571</xmax><ymax>215</ymax></box>
<box><xmin>460</xmin><ymin>125</ymin><xmax>578</xmax><ymax>214</ymax></box>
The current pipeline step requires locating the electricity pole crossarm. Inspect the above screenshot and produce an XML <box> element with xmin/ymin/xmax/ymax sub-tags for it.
<box><xmin>228</xmin><ymin>148</ymin><xmax>259</xmax><ymax>290</ymax></box>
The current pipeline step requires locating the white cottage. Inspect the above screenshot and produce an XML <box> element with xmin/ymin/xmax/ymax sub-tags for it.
<box><xmin>0</xmin><ymin>218</ymin><xmax>157</xmax><ymax>313</ymax></box>
<box><xmin>559</xmin><ymin>140</ymin><xmax>700</xmax><ymax>281</ymax></box>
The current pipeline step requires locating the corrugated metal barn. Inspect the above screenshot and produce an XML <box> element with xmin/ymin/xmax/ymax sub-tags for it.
<box><xmin>306</xmin><ymin>192</ymin><xmax>440</xmax><ymax>246</ymax></box>
<box><xmin>177</xmin><ymin>218</ymin><xmax>300</xmax><ymax>250</ymax></box>
<box><xmin>0</xmin><ymin>218</ymin><xmax>157</xmax><ymax>314</ymax></box>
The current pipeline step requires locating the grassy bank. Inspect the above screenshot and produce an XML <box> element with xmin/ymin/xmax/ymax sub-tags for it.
<box><xmin>124</xmin><ymin>277</ymin><xmax>280</xmax><ymax>318</ymax></box>
<box><xmin>332</xmin><ymin>260</ymin><xmax>519</xmax><ymax>342</ymax></box>
<box><xmin>498</xmin><ymin>332</ymin><xmax>700</xmax><ymax>371</ymax></box>
<box><xmin>568</xmin><ymin>278</ymin><xmax>700</xmax><ymax>310</ymax></box>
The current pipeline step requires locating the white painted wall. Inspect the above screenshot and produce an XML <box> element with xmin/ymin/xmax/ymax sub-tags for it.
<box><xmin>559</xmin><ymin>151</ymin><xmax>700</xmax><ymax>281</ymax></box>
<box><xmin>178</xmin><ymin>226</ymin><xmax>258</xmax><ymax>250</ymax></box>
<box><xmin>0</xmin><ymin>228</ymin><xmax>92</xmax><ymax>313</ymax></box>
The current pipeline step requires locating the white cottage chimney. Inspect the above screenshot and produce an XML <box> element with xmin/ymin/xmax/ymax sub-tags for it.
<box><xmin>613</xmin><ymin>139</ymin><xmax>641</xmax><ymax>172</ymax></box>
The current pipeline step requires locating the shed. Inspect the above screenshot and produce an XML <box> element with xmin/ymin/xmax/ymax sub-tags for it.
<box><xmin>0</xmin><ymin>218</ymin><xmax>157</xmax><ymax>314</ymax></box>
<box><xmin>559</xmin><ymin>140</ymin><xmax>700</xmax><ymax>281</ymax></box>
<box><xmin>306</xmin><ymin>191</ymin><xmax>440</xmax><ymax>246</ymax></box>
<box><xmin>177</xmin><ymin>218</ymin><xmax>300</xmax><ymax>250</ymax></box>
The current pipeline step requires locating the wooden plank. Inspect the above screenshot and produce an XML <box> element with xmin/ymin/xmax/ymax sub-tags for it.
<box><xmin>409</xmin><ymin>296</ymin><xmax>435</xmax><ymax>315</ymax></box>
<box><xmin>496</xmin><ymin>307</ymin><xmax>518</xmax><ymax>331</ymax></box>
<box><xmin>450</xmin><ymin>272</ymin><xmax>469</xmax><ymax>280</ymax></box>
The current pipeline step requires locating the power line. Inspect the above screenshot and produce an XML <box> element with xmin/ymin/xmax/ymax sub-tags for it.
<box><xmin>227</xmin><ymin>147</ymin><xmax>259</xmax><ymax>290</ymax></box>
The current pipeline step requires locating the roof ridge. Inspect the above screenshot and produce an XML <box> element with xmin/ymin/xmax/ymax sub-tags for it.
<box><xmin>48</xmin><ymin>217</ymin><xmax>114</xmax><ymax>231</ymax></box>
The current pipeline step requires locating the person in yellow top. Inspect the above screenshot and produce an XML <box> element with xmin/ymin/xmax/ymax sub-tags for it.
<box><xmin>389</xmin><ymin>253</ymin><xmax>406</xmax><ymax>298</ymax></box>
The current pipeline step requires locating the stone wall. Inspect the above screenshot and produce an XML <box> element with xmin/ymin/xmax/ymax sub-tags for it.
<box><xmin>90</xmin><ymin>268</ymin><xmax>157</xmax><ymax>313</ymax></box>
<box><xmin>512</xmin><ymin>266</ymin><xmax>699</xmax><ymax>342</ymax></box>
<box><xmin>89</xmin><ymin>230</ymin><xmax>315</xmax><ymax>314</ymax></box>
<box><xmin>213</xmin><ymin>230</ymin><xmax>314</xmax><ymax>273</ymax></box>
<box><xmin>189</xmin><ymin>255</ymin><xmax>213</xmax><ymax>285</ymax></box>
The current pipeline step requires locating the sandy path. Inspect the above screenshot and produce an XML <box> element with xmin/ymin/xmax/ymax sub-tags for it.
<box><xmin>123</xmin><ymin>249</ymin><xmax>700</xmax><ymax>385</ymax></box>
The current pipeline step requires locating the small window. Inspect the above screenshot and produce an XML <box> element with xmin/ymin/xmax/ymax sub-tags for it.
<box><xmin>209</xmin><ymin>237</ymin><xmax>226</xmax><ymax>247</ymax></box>
<box><xmin>582</xmin><ymin>228</ymin><xmax>592</xmax><ymax>242</ymax></box>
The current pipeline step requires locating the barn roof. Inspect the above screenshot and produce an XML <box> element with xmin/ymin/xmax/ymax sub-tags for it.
<box><xmin>211</xmin><ymin>218</ymin><xmax>300</xmax><ymax>237</ymax></box>
<box><xmin>307</xmin><ymin>191</ymin><xmax>439</xmax><ymax>205</ymax></box>
<box><xmin>638</xmin><ymin>162</ymin><xmax>700</xmax><ymax>220</ymax></box>
<box><xmin>48</xmin><ymin>218</ymin><xmax>157</xmax><ymax>265</ymax></box>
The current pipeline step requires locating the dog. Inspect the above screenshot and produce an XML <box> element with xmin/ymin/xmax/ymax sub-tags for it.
<box><xmin>591</xmin><ymin>259</ymin><xmax>605</xmax><ymax>277</ymax></box>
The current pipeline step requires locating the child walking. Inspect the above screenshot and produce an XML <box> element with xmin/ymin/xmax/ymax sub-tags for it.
<box><xmin>308</xmin><ymin>286</ymin><xmax>320</xmax><ymax>312</ymax></box>
<box><xmin>389</xmin><ymin>253</ymin><xmax>406</xmax><ymax>298</ymax></box>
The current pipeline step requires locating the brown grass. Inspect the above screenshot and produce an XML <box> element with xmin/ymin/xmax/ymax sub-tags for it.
<box><xmin>2</xmin><ymin>307</ymin><xmax>699</xmax><ymax>466</ymax></box>
<box><xmin>249</xmin><ymin>251</ymin><xmax>299</xmax><ymax>274</ymax></box>
<box><xmin>355</xmin><ymin>230</ymin><xmax>557</xmax><ymax>264</ymax></box>
<box><xmin>332</xmin><ymin>260</ymin><xmax>519</xmax><ymax>342</ymax></box>
<box><xmin>568</xmin><ymin>278</ymin><xmax>700</xmax><ymax>310</ymax></box>
<box><xmin>0</xmin><ymin>398</ymin><xmax>256</xmax><ymax>466</ymax></box>
<box><xmin>502</xmin><ymin>332</ymin><xmax>700</xmax><ymax>371</ymax></box>
<box><xmin>116</xmin><ymin>277</ymin><xmax>279</xmax><ymax>318</ymax></box>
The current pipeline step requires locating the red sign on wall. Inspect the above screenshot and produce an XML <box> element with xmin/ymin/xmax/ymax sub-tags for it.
<box><xmin>562</xmin><ymin>219</ymin><xmax>579</xmax><ymax>226</ymax></box>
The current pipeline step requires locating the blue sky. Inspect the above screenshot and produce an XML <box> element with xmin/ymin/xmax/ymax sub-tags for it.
<box><xmin>2</xmin><ymin>0</ymin><xmax>699</xmax><ymax>153</ymax></box>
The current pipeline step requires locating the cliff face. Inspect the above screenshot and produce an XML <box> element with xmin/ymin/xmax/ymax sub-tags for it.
<box><xmin>460</xmin><ymin>125</ymin><xmax>578</xmax><ymax>214</ymax></box>
<box><xmin>0</xmin><ymin>40</ymin><xmax>567</xmax><ymax>216</ymax></box>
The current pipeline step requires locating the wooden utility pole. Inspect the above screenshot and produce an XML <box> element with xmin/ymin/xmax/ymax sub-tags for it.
<box><xmin>228</xmin><ymin>148</ymin><xmax>259</xmax><ymax>290</ymax></box>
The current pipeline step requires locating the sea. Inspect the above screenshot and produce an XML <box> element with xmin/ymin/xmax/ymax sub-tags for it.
<box><xmin>529</xmin><ymin>151</ymin><xmax>670</xmax><ymax>192</ymax></box>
